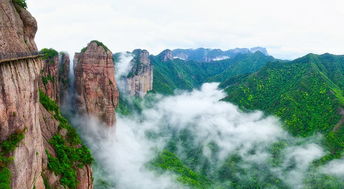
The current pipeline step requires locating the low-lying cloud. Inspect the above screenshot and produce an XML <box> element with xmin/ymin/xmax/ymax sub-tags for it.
<box><xmin>322</xmin><ymin>159</ymin><xmax>344</xmax><ymax>177</ymax></box>
<box><xmin>71</xmin><ymin>83</ymin><xmax>343</xmax><ymax>189</ymax></box>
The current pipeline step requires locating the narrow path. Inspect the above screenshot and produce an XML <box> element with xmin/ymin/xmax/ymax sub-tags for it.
<box><xmin>0</xmin><ymin>53</ymin><xmax>43</xmax><ymax>64</ymax></box>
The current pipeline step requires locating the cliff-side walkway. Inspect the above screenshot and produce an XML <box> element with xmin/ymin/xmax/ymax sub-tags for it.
<box><xmin>0</xmin><ymin>52</ymin><xmax>43</xmax><ymax>64</ymax></box>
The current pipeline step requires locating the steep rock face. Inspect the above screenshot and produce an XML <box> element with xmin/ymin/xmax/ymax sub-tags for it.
<box><xmin>0</xmin><ymin>1</ymin><xmax>44</xmax><ymax>188</ymax></box>
<box><xmin>39</xmin><ymin>104</ymin><xmax>93</xmax><ymax>189</ymax></box>
<box><xmin>0</xmin><ymin>0</ymin><xmax>37</xmax><ymax>52</ymax></box>
<box><xmin>74</xmin><ymin>41</ymin><xmax>119</xmax><ymax>127</ymax></box>
<box><xmin>0</xmin><ymin>57</ymin><xmax>44</xmax><ymax>189</ymax></box>
<box><xmin>126</xmin><ymin>49</ymin><xmax>153</xmax><ymax>97</ymax></box>
<box><xmin>38</xmin><ymin>104</ymin><xmax>61</xmax><ymax>188</ymax></box>
<box><xmin>77</xmin><ymin>165</ymin><xmax>93</xmax><ymax>189</ymax></box>
<box><xmin>39</xmin><ymin>52</ymin><xmax>70</xmax><ymax>106</ymax></box>
<box><xmin>58</xmin><ymin>53</ymin><xmax>70</xmax><ymax>104</ymax></box>
<box><xmin>40</xmin><ymin>55</ymin><xmax>60</xmax><ymax>102</ymax></box>
<box><xmin>0</xmin><ymin>1</ymin><xmax>93</xmax><ymax>188</ymax></box>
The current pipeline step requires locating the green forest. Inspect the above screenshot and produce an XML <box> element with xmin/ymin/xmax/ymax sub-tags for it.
<box><xmin>223</xmin><ymin>53</ymin><xmax>344</xmax><ymax>163</ymax></box>
<box><xmin>139</xmin><ymin>52</ymin><xmax>344</xmax><ymax>188</ymax></box>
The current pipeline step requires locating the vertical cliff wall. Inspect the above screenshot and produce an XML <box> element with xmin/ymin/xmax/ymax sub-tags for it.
<box><xmin>74</xmin><ymin>41</ymin><xmax>119</xmax><ymax>127</ymax></box>
<box><xmin>126</xmin><ymin>49</ymin><xmax>153</xmax><ymax>97</ymax></box>
<box><xmin>39</xmin><ymin>51</ymin><xmax>70</xmax><ymax>106</ymax></box>
<box><xmin>59</xmin><ymin>53</ymin><xmax>70</xmax><ymax>104</ymax></box>
<box><xmin>0</xmin><ymin>1</ymin><xmax>44</xmax><ymax>188</ymax></box>
<box><xmin>0</xmin><ymin>1</ymin><xmax>93</xmax><ymax>188</ymax></box>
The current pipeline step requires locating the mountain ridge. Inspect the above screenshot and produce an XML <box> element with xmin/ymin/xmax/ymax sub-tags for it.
<box><xmin>222</xmin><ymin>53</ymin><xmax>344</xmax><ymax>162</ymax></box>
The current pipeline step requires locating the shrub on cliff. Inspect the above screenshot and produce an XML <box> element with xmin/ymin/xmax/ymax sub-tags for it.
<box><xmin>41</xmin><ymin>75</ymin><xmax>55</xmax><ymax>85</ymax></box>
<box><xmin>39</xmin><ymin>91</ymin><xmax>93</xmax><ymax>189</ymax></box>
<box><xmin>12</xmin><ymin>0</ymin><xmax>27</xmax><ymax>9</ymax></box>
<box><xmin>40</xmin><ymin>48</ymin><xmax>58</xmax><ymax>62</ymax></box>
<box><xmin>0</xmin><ymin>131</ymin><xmax>25</xmax><ymax>189</ymax></box>
<box><xmin>91</xmin><ymin>40</ymin><xmax>109</xmax><ymax>51</ymax></box>
<box><xmin>47</xmin><ymin>135</ymin><xmax>93</xmax><ymax>189</ymax></box>
<box><xmin>81</xmin><ymin>40</ymin><xmax>110</xmax><ymax>53</ymax></box>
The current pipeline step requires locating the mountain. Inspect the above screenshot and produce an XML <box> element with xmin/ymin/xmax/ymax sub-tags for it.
<box><xmin>207</xmin><ymin>51</ymin><xmax>276</xmax><ymax>83</ymax></box>
<box><xmin>158</xmin><ymin>49</ymin><xmax>174</xmax><ymax>62</ymax></box>
<box><xmin>222</xmin><ymin>53</ymin><xmax>344</xmax><ymax>161</ymax></box>
<box><xmin>151</xmin><ymin>57</ymin><xmax>231</xmax><ymax>94</ymax></box>
<box><xmin>151</xmin><ymin>51</ymin><xmax>275</xmax><ymax>94</ymax></box>
<box><xmin>126</xmin><ymin>49</ymin><xmax>154</xmax><ymax>97</ymax></box>
<box><xmin>172</xmin><ymin>47</ymin><xmax>268</xmax><ymax>62</ymax></box>
<box><xmin>142</xmin><ymin>53</ymin><xmax>344</xmax><ymax>189</ymax></box>
<box><xmin>74</xmin><ymin>40</ymin><xmax>119</xmax><ymax>127</ymax></box>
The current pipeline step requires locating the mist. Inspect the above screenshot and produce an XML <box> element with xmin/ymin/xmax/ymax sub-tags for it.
<box><xmin>114</xmin><ymin>52</ymin><xmax>134</xmax><ymax>92</ymax></box>
<box><xmin>322</xmin><ymin>159</ymin><xmax>344</xmax><ymax>177</ymax></box>
<box><xmin>66</xmin><ymin>82</ymin><xmax>344</xmax><ymax>189</ymax></box>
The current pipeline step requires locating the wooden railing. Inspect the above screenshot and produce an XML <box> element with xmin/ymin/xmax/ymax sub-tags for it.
<box><xmin>0</xmin><ymin>52</ymin><xmax>43</xmax><ymax>64</ymax></box>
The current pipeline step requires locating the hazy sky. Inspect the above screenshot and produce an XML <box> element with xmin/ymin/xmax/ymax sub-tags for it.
<box><xmin>27</xmin><ymin>0</ymin><xmax>344</xmax><ymax>59</ymax></box>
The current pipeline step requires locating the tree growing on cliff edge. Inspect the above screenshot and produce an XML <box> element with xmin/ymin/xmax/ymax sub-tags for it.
<box><xmin>40</xmin><ymin>48</ymin><xmax>58</xmax><ymax>62</ymax></box>
<box><xmin>13</xmin><ymin>0</ymin><xmax>27</xmax><ymax>9</ymax></box>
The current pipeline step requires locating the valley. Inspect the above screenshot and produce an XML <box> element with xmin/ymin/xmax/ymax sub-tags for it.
<box><xmin>0</xmin><ymin>0</ymin><xmax>343</xmax><ymax>189</ymax></box>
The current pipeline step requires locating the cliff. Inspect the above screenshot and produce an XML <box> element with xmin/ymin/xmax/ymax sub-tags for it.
<box><xmin>74</xmin><ymin>41</ymin><xmax>119</xmax><ymax>127</ymax></box>
<box><xmin>0</xmin><ymin>1</ymin><xmax>44</xmax><ymax>188</ymax></box>
<box><xmin>0</xmin><ymin>1</ymin><xmax>93</xmax><ymax>188</ymax></box>
<box><xmin>58</xmin><ymin>52</ymin><xmax>71</xmax><ymax>104</ymax></box>
<box><xmin>39</xmin><ymin>49</ymin><xmax>70</xmax><ymax>106</ymax></box>
<box><xmin>0</xmin><ymin>0</ymin><xmax>37</xmax><ymax>52</ymax></box>
<box><xmin>126</xmin><ymin>49</ymin><xmax>153</xmax><ymax>97</ymax></box>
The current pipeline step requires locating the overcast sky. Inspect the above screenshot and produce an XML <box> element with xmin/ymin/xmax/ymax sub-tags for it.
<box><xmin>27</xmin><ymin>0</ymin><xmax>344</xmax><ymax>59</ymax></box>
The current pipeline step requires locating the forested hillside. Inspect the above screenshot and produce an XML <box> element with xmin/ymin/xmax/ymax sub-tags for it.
<box><xmin>151</xmin><ymin>52</ymin><xmax>275</xmax><ymax>94</ymax></box>
<box><xmin>223</xmin><ymin>53</ymin><xmax>344</xmax><ymax>162</ymax></box>
<box><xmin>208</xmin><ymin>52</ymin><xmax>276</xmax><ymax>83</ymax></box>
<box><xmin>114</xmin><ymin>51</ymin><xmax>344</xmax><ymax>188</ymax></box>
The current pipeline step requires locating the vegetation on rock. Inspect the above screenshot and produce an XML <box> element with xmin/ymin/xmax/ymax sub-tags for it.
<box><xmin>12</xmin><ymin>0</ymin><xmax>27</xmax><ymax>9</ymax></box>
<box><xmin>41</xmin><ymin>75</ymin><xmax>55</xmax><ymax>85</ymax></box>
<box><xmin>47</xmin><ymin>135</ymin><xmax>93</xmax><ymax>189</ymax></box>
<box><xmin>39</xmin><ymin>90</ymin><xmax>93</xmax><ymax>188</ymax></box>
<box><xmin>0</xmin><ymin>130</ymin><xmax>25</xmax><ymax>189</ymax></box>
<box><xmin>81</xmin><ymin>40</ymin><xmax>110</xmax><ymax>53</ymax></box>
<box><xmin>40</xmin><ymin>48</ymin><xmax>58</xmax><ymax>63</ymax></box>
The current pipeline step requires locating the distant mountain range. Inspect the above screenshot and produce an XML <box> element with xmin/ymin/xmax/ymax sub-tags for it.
<box><xmin>151</xmin><ymin>50</ymin><xmax>274</xmax><ymax>94</ymax></box>
<box><xmin>171</xmin><ymin>47</ymin><xmax>268</xmax><ymax>62</ymax></box>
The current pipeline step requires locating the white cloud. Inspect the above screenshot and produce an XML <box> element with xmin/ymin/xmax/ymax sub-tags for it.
<box><xmin>70</xmin><ymin>83</ymin><xmax>337</xmax><ymax>188</ymax></box>
<box><xmin>27</xmin><ymin>0</ymin><xmax>344</xmax><ymax>59</ymax></box>
<box><xmin>322</xmin><ymin>159</ymin><xmax>344</xmax><ymax>177</ymax></box>
<box><xmin>278</xmin><ymin>143</ymin><xmax>325</xmax><ymax>188</ymax></box>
